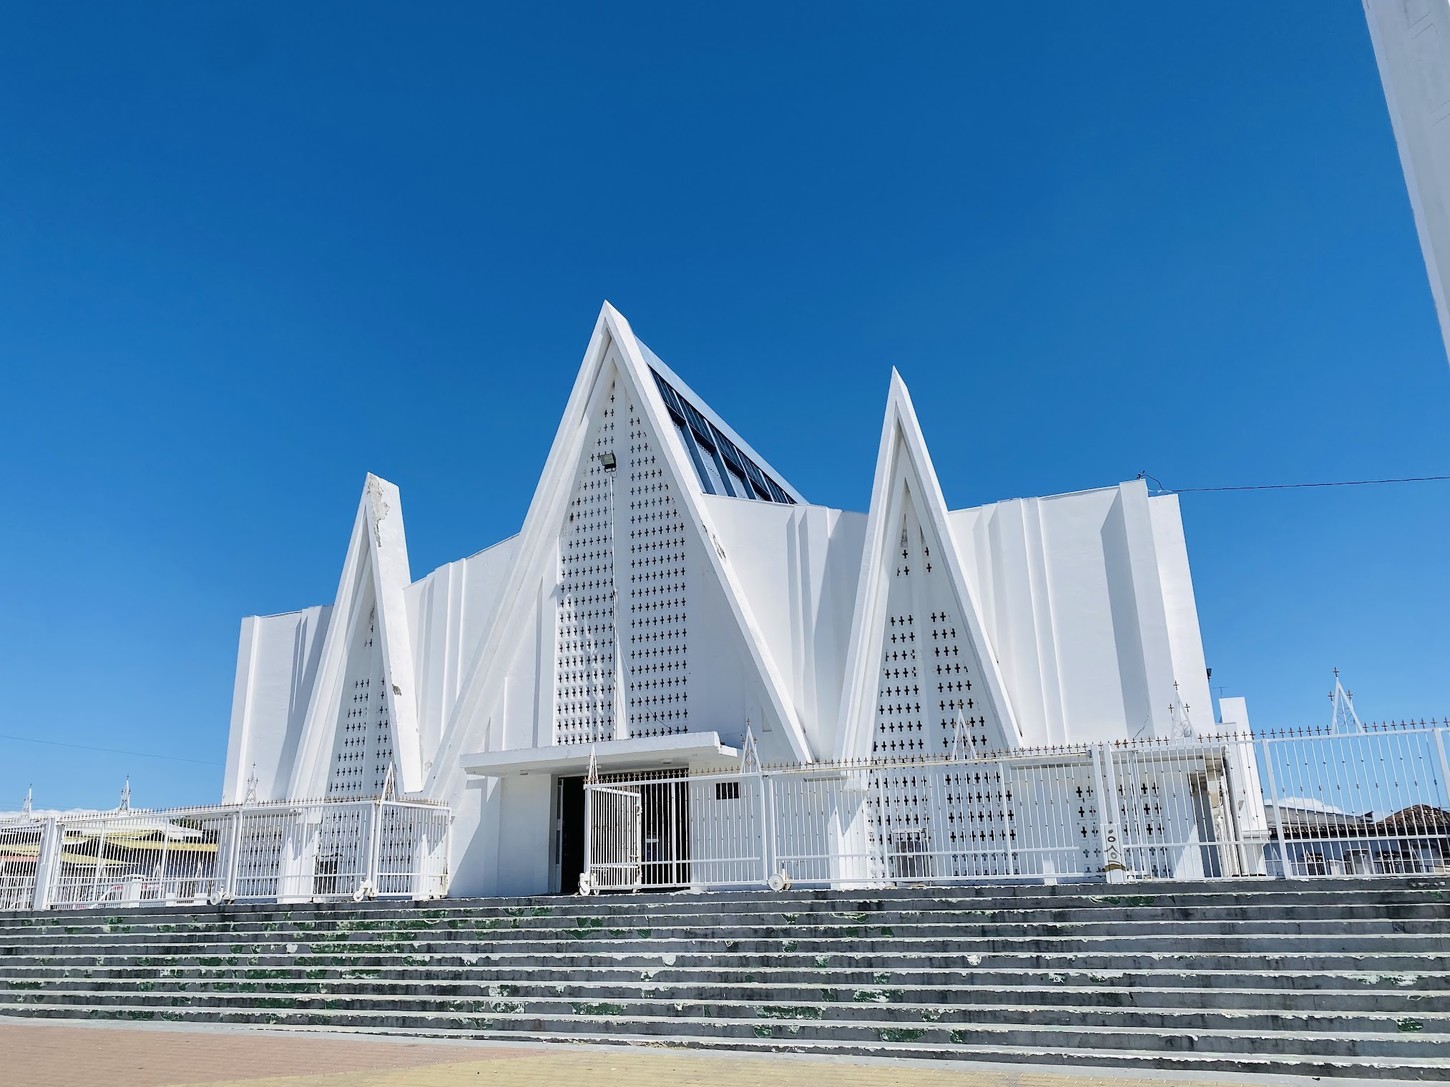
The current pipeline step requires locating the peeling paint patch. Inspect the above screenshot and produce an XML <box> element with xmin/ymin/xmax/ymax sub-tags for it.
<box><xmin>758</xmin><ymin>1005</ymin><xmax>823</xmax><ymax>1021</ymax></box>
<box><xmin>879</xmin><ymin>1027</ymin><xmax>924</xmax><ymax>1043</ymax></box>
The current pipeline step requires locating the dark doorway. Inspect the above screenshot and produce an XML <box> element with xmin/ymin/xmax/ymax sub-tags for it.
<box><xmin>597</xmin><ymin>770</ymin><xmax>690</xmax><ymax>887</ymax></box>
<box><xmin>638</xmin><ymin>777</ymin><xmax>691</xmax><ymax>887</ymax></box>
<box><xmin>556</xmin><ymin>775</ymin><xmax>586</xmax><ymax>894</ymax></box>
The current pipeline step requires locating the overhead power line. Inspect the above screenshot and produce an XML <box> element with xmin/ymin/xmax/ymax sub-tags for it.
<box><xmin>0</xmin><ymin>732</ymin><xmax>223</xmax><ymax>767</ymax></box>
<box><xmin>1139</xmin><ymin>473</ymin><xmax>1450</xmax><ymax>495</ymax></box>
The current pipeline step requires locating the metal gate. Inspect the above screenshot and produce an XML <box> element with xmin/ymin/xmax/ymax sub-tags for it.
<box><xmin>581</xmin><ymin>785</ymin><xmax>641</xmax><ymax>893</ymax></box>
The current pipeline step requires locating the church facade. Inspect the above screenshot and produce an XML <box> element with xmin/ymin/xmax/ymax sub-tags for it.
<box><xmin>223</xmin><ymin>304</ymin><xmax>1229</xmax><ymax>898</ymax></box>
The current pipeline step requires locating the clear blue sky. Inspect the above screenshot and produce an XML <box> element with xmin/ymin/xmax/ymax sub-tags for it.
<box><xmin>2</xmin><ymin>3</ymin><xmax>1446</xmax><ymax>811</ymax></box>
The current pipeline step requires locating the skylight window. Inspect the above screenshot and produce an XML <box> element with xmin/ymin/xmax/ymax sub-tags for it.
<box><xmin>650</xmin><ymin>369</ymin><xmax>796</xmax><ymax>505</ymax></box>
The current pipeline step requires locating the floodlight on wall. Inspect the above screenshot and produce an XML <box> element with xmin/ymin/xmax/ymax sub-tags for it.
<box><xmin>598</xmin><ymin>452</ymin><xmax>617</xmax><ymax>471</ymax></box>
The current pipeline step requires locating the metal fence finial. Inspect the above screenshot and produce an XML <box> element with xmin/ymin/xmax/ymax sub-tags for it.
<box><xmin>1170</xmin><ymin>681</ymin><xmax>1195</xmax><ymax>739</ymax></box>
<box><xmin>380</xmin><ymin>763</ymin><xmax>397</xmax><ymax>801</ymax></box>
<box><xmin>1329</xmin><ymin>671</ymin><xmax>1365</xmax><ymax>735</ymax></box>
<box><xmin>740</xmin><ymin>722</ymin><xmax>761</xmax><ymax>775</ymax></box>
<box><xmin>20</xmin><ymin>786</ymin><xmax>32</xmax><ymax>818</ymax></box>
<box><xmin>118</xmin><ymin>777</ymin><xmax>131</xmax><ymax>812</ymax></box>
<box><xmin>949</xmin><ymin>708</ymin><xmax>972</xmax><ymax>762</ymax></box>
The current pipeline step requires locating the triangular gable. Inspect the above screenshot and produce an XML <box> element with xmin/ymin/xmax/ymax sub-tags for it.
<box><xmin>836</xmin><ymin>371</ymin><xmax>1021</xmax><ymax>760</ymax></box>
<box><xmin>287</xmin><ymin>474</ymin><xmax>424</xmax><ymax>796</ymax></box>
<box><xmin>426</xmin><ymin>304</ymin><xmax>814</xmax><ymax>795</ymax></box>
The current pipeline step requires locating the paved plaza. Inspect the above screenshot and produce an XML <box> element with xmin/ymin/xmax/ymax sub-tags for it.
<box><xmin>0</xmin><ymin>1018</ymin><xmax>1417</xmax><ymax>1087</ymax></box>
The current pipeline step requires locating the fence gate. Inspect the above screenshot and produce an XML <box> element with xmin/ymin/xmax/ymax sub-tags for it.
<box><xmin>582</xmin><ymin>785</ymin><xmax>642</xmax><ymax>893</ymax></box>
<box><xmin>0</xmin><ymin>821</ymin><xmax>44</xmax><ymax>911</ymax></box>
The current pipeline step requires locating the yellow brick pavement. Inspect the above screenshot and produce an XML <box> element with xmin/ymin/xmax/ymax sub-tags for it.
<box><xmin>0</xmin><ymin>1019</ymin><xmax>1328</xmax><ymax>1087</ymax></box>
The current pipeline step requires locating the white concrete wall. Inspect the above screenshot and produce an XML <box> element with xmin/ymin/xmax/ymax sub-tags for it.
<box><xmin>223</xmin><ymin>605</ymin><xmax>330</xmax><ymax>803</ymax></box>
<box><xmin>702</xmin><ymin>495</ymin><xmax>867</xmax><ymax>761</ymax></box>
<box><xmin>405</xmin><ymin>537</ymin><xmax>519</xmax><ymax>770</ymax></box>
<box><xmin>489</xmin><ymin>773</ymin><xmax>555</xmax><ymax>897</ymax></box>
<box><xmin>1149</xmin><ymin>494</ymin><xmax>1214</xmax><ymax>733</ymax></box>
<box><xmin>950</xmin><ymin>481</ymin><xmax>1210</xmax><ymax>745</ymax></box>
<box><xmin>1366</xmin><ymin>0</ymin><xmax>1450</xmax><ymax>363</ymax></box>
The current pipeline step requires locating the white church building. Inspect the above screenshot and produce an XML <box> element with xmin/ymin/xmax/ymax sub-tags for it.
<box><xmin>220</xmin><ymin>303</ymin><xmax>1238</xmax><ymax>899</ymax></box>
<box><xmin>13</xmin><ymin>7</ymin><xmax>1447</xmax><ymax>907</ymax></box>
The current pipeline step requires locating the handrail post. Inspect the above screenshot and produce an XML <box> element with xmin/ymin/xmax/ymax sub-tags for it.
<box><xmin>366</xmin><ymin>797</ymin><xmax>385</xmax><ymax>895</ymax></box>
<box><xmin>996</xmin><ymin>756</ymin><xmax>1015</xmax><ymax>877</ymax></box>
<box><xmin>32</xmin><ymin>818</ymin><xmax>59</xmax><ymax>911</ymax></box>
<box><xmin>1092</xmin><ymin>744</ymin><xmax>1127</xmax><ymax>884</ymax></box>
<box><xmin>224</xmin><ymin>809</ymin><xmax>243</xmax><ymax>900</ymax></box>
<box><xmin>158</xmin><ymin>826</ymin><xmax>170</xmax><ymax>904</ymax></box>
<box><xmin>88</xmin><ymin>819</ymin><xmax>107</xmax><ymax>907</ymax></box>
<box><xmin>758</xmin><ymin>769</ymin><xmax>775</xmax><ymax>886</ymax></box>
<box><xmin>875</xmin><ymin>772</ymin><xmax>891</xmax><ymax>883</ymax></box>
<box><xmin>1261</xmin><ymin>736</ymin><xmax>1291</xmax><ymax>879</ymax></box>
<box><xmin>439</xmin><ymin>810</ymin><xmax>452</xmax><ymax>898</ymax></box>
<box><xmin>631</xmin><ymin>789</ymin><xmax>643</xmax><ymax>891</ymax></box>
<box><xmin>581</xmin><ymin>782</ymin><xmax>593</xmax><ymax>891</ymax></box>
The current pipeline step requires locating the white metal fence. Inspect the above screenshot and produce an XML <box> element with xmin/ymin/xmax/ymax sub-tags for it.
<box><xmin>0</xmin><ymin>797</ymin><xmax>450</xmax><ymax>911</ymax></box>
<box><xmin>580</xmin><ymin>723</ymin><xmax>1450</xmax><ymax>892</ymax></box>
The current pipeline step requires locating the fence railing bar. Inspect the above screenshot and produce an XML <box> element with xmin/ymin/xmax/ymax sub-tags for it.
<box><xmin>0</xmin><ymin>796</ymin><xmax>449</xmax><ymax>912</ymax></box>
<box><xmin>580</xmin><ymin>727</ymin><xmax>1450</xmax><ymax>894</ymax></box>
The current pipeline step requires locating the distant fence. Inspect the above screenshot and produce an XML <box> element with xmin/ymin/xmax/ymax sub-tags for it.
<box><xmin>580</xmin><ymin>723</ymin><xmax>1450</xmax><ymax>893</ymax></box>
<box><xmin>0</xmin><ymin>796</ymin><xmax>450</xmax><ymax>911</ymax></box>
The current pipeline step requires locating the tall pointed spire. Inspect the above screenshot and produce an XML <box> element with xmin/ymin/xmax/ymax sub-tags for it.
<box><xmin>425</xmin><ymin>303</ymin><xmax>813</xmax><ymax>797</ymax></box>
<box><xmin>287</xmin><ymin>473</ymin><xmax>423</xmax><ymax>797</ymax></box>
<box><xmin>836</xmin><ymin>370</ymin><xmax>1020</xmax><ymax>761</ymax></box>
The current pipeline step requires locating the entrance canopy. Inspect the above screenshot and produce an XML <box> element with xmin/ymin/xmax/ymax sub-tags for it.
<box><xmin>461</xmin><ymin>732</ymin><xmax>741</xmax><ymax>778</ymax></box>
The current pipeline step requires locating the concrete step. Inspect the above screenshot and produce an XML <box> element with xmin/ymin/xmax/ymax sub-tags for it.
<box><xmin>8</xmin><ymin>967</ymin><xmax>1448</xmax><ymax>1009</ymax></box>
<box><xmin>6</xmin><ymin>891</ymin><xmax>1447</xmax><ymax>923</ymax></box>
<box><xmin>4</xmin><ymin>949</ymin><xmax>1441</xmax><ymax>979</ymax></box>
<box><xmin>5</xmin><ymin>914</ymin><xmax>1446</xmax><ymax>950</ymax></box>
<box><xmin>11</xmin><ymin>927</ymin><xmax>1450</xmax><ymax>950</ymax></box>
<box><xmin>7</xmin><ymin>973</ymin><xmax>1443</xmax><ymax>1014</ymax></box>
<box><xmin>3</xmin><ymin>876</ymin><xmax>1445</xmax><ymax>924</ymax></box>
<box><xmin>5</xmin><ymin>887</ymin><xmax>1447</xmax><ymax>920</ymax></box>
<box><xmin>3</xmin><ymin>878</ymin><xmax>1447</xmax><ymax>1080</ymax></box>
<box><xmin>6</xmin><ymin>984</ymin><xmax>1447</xmax><ymax>1037</ymax></box>
<box><xmin>10</xmin><ymin>963</ymin><xmax>1445</xmax><ymax>1000</ymax></box>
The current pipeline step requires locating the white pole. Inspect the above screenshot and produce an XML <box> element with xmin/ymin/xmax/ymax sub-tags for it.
<box><xmin>88</xmin><ymin>821</ymin><xmax>107</xmax><ymax>906</ymax></box>
<box><xmin>1261</xmin><ymin>736</ymin><xmax>1291</xmax><ymax>879</ymax></box>
<box><xmin>582</xmin><ymin>783</ymin><xmax>593</xmax><ymax>892</ymax></box>
<box><xmin>224</xmin><ymin>810</ymin><xmax>243</xmax><ymax>900</ymax></box>
<box><xmin>158</xmin><ymin>828</ymin><xmax>170</xmax><ymax>904</ymax></box>
<box><xmin>31</xmin><ymin>818</ymin><xmax>59</xmax><ymax>911</ymax></box>
<box><xmin>759</xmin><ymin>770</ymin><xmax>775</xmax><ymax>886</ymax></box>
<box><xmin>1091</xmin><ymin>745</ymin><xmax>1126</xmax><ymax>884</ymax></box>
<box><xmin>366</xmin><ymin>798</ymin><xmax>384</xmax><ymax>896</ymax></box>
